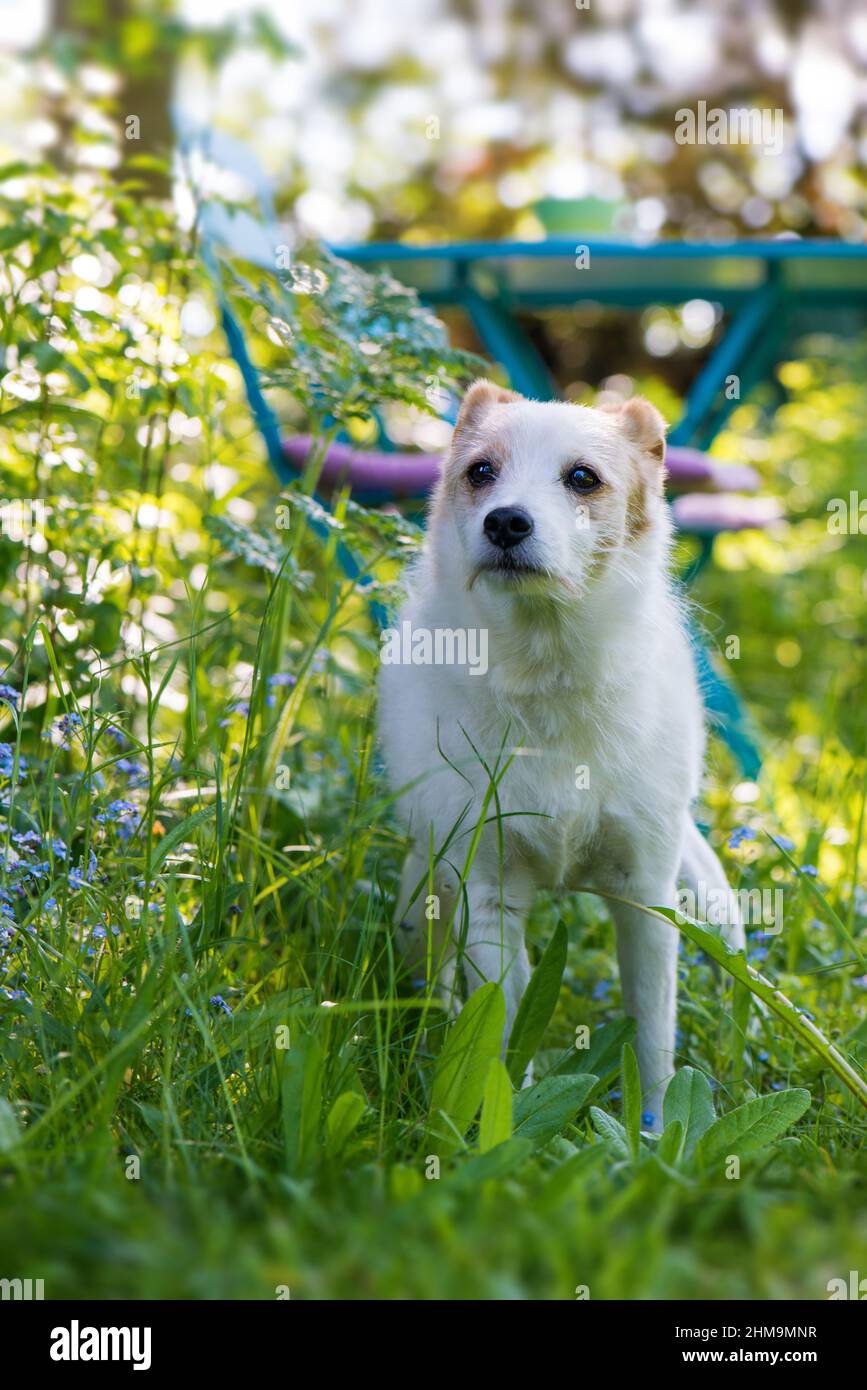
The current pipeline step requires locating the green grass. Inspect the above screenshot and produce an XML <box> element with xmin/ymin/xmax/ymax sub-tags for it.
<box><xmin>1</xmin><ymin>320</ymin><xmax>867</xmax><ymax>1299</ymax></box>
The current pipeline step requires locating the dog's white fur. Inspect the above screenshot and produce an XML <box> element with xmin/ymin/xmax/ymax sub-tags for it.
<box><xmin>378</xmin><ymin>381</ymin><xmax>744</xmax><ymax>1127</ymax></box>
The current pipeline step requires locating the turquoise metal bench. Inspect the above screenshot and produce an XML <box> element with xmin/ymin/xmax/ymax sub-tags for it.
<box><xmin>191</xmin><ymin>125</ymin><xmax>867</xmax><ymax>777</ymax></box>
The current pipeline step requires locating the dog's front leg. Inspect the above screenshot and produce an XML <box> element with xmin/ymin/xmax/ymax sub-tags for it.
<box><xmin>610</xmin><ymin>872</ymin><xmax>679</xmax><ymax>1133</ymax></box>
<box><xmin>460</xmin><ymin>876</ymin><xmax>533</xmax><ymax>1064</ymax></box>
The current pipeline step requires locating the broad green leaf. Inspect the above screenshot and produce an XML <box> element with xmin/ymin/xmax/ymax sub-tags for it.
<box><xmin>513</xmin><ymin>1074</ymin><xmax>597</xmax><ymax>1147</ymax></box>
<box><xmin>444</xmin><ymin>1137</ymin><xmax>533</xmax><ymax>1189</ymax></box>
<box><xmin>479</xmin><ymin>1058</ymin><xmax>513</xmax><ymax>1153</ymax></box>
<box><xmin>553</xmin><ymin>1016</ymin><xmax>636</xmax><ymax>1083</ymax></box>
<box><xmin>506</xmin><ymin>919</ymin><xmax>567</xmax><ymax>1084</ymax></box>
<box><xmin>656</xmin><ymin>1119</ymin><xmax>684</xmax><ymax>1168</ymax></box>
<box><xmin>325</xmin><ymin>1091</ymin><xmax>366</xmax><ymax>1157</ymax></box>
<box><xmin>428</xmin><ymin>982</ymin><xmax>505</xmax><ymax>1152</ymax></box>
<box><xmin>621</xmin><ymin>1043</ymin><xmax>642</xmax><ymax>1159</ymax></box>
<box><xmin>696</xmin><ymin>1089</ymin><xmax>811</xmax><ymax>1169</ymax></box>
<box><xmin>663</xmin><ymin>1066</ymin><xmax>716</xmax><ymax>1160</ymax></box>
<box><xmin>281</xmin><ymin>1034</ymin><xmax>323</xmax><ymax>1174</ymax></box>
<box><xmin>589</xmin><ymin>1105</ymin><xmax>630</xmax><ymax>1160</ymax></box>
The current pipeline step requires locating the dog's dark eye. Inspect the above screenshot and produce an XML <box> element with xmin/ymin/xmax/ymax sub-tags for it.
<box><xmin>466</xmin><ymin>459</ymin><xmax>497</xmax><ymax>488</ymax></box>
<box><xmin>565</xmin><ymin>464</ymin><xmax>601</xmax><ymax>493</ymax></box>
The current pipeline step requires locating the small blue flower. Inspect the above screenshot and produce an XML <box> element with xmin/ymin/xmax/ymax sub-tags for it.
<box><xmin>116</xmin><ymin>757</ymin><xmax>145</xmax><ymax>780</ymax></box>
<box><xmin>95</xmin><ymin>799</ymin><xmax>139</xmax><ymax>840</ymax></box>
<box><xmin>775</xmin><ymin>836</ymin><xmax>795</xmax><ymax>852</ymax></box>
<box><xmin>758</xmin><ymin>1050</ymin><xmax>770</xmax><ymax>1062</ymax></box>
<box><xmin>0</xmin><ymin>684</ymin><xmax>20</xmax><ymax>708</ymax></box>
<box><xmin>799</xmin><ymin>865</ymin><xmax>819</xmax><ymax>879</ymax></box>
<box><xmin>0</xmin><ymin>744</ymin><xmax>27</xmax><ymax>780</ymax></box>
<box><xmin>728</xmin><ymin>826</ymin><xmax>757</xmax><ymax>849</ymax></box>
<box><xmin>266</xmin><ymin>672</ymin><xmax>296</xmax><ymax>706</ymax></box>
<box><xmin>220</xmin><ymin>701</ymin><xmax>249</xmax><ymax>727</ymax></box>
<box><xmin>210</xmin><ymin>994</ymin><xmax>233</xmax><ymax>1016</ymax></box>
<box><xmin>641</xmin><ymin>1111</ymin><xmax>655</xmax><ymax>1128</ymax></box>
<box><xmin>12</xmin><ymin>829</ymin><xmax>43</xmax><ymax>852</ymax></box>
<box><xmin>52</xmin><ymin>711</ymin><xmax>84</xmax><ymax>746</ymax></box>
<box><xmin>592</xmin><ymin>980</ymin><xmax>612</xmax><ymax>1001</ymax></box>
<box><xmin>67</xmin><ymin>853</ymin><xmax>97</xmax><ymax>889</ymax></box>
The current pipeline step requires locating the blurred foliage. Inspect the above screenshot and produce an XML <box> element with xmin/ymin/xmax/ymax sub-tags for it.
<box><xmin>4</xmin><ymin>1</ymin><xmax>867</xmax><ymax>248</ymax></box>
<box><xmin>224</xmin><ymin>244</ymin><xmax>483</xmax><ymax>429</ymax></box>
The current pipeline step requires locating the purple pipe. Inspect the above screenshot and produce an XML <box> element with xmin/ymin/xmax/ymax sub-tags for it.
<box><xmin>282</xmin><ymin>436</ymin><xmax>441</xmax><ymax>499</ymax></box>
<box><xmin>672</xmin><ymin>493</ymin><xmax>782</xmax><ymax>533</ymax></box>
<box><xmin>281</xmin><ymin>436</ymin><xmax>759</xmax><ymax>502</ymax></box>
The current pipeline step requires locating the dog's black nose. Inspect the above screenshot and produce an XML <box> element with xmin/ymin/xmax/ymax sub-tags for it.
<box><xmin>483</xmin><ymin>506</ymin><xmax>534</xmax><ymax>550</ymax></box>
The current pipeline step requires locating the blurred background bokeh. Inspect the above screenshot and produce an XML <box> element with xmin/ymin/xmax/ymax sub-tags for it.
<box><xmin>4</xmin><ymin>0</ymin><xmax>867</xmax><ymax>243</ymax></box>
<box><xmin>3</xmin><ymin>0</ymin><xmax>866</xmax><ymax>416</ymax></box>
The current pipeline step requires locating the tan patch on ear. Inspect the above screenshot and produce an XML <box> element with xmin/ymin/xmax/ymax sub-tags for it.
<box><xmin>599</xmin><ymin>397</ymin><xmax>667</xmax><ymax>474</ymax></box>
<box><xmin>453</xmin><ymin>379</ymin><xmax>521</xmax><ymax>441</ymax></box>
<box><xmin>598</xmin><ymin>397</ymin><xmax>667</xmax><ymax>540</ymax></box>
<box><xmin>620</xmin><ymin>398</ymin><xmax>667</xmax><ymax>468</ymax></box>
<box><xmin>625</xmin><ymin>479</ymin><xmax>650</xmax><ymax>537</ymax></box>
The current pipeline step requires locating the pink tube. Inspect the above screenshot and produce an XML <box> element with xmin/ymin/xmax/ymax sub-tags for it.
<box><xmin>281</xmin><ymin>437</ymin><xmax>759</xmax><ymax>500</ymax></box>
<box><xmin>672</xmin><ymin>493</ymin><xmax>782</xmax><ymax>533</ymax></box>
<box><xmin>281</xmin><ymin>437</ymin><xmax>441</xmax><ymax>498</ymax></box>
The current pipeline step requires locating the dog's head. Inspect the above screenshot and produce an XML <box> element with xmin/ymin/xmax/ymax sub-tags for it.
<box><xmin>430</xmin><ymin>380</ymin><xmax>669</xmax><ymax>598</ymax></box>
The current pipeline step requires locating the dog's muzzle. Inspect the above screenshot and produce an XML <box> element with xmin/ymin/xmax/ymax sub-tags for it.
<box><xmin>483</xmin><ymin>506</ymin><xmax>534</xmax><ymax>550</ymax></box>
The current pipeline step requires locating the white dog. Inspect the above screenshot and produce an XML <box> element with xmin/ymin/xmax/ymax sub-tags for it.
<box><xmin>378</xmin><ymin>380</ymin><xmax>744</xmax><ymax>1126</ymax></box>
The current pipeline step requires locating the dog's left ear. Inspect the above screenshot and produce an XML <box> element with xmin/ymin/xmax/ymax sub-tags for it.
<box><xmin>601</xmin><ymin>397</ymin><xmax>667</xmax><ymax>470</ymax></box>
<box><xmin>453</xmin><ymin>379</ymin><xmax>521</xmax><ymax>442</ymax></box>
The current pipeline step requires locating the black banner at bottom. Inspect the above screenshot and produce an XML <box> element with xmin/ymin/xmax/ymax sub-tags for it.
<box><xmin>1</xmin><ymin>1297</ymin><xmax>861</xmax><ymax>1375</ymax></box>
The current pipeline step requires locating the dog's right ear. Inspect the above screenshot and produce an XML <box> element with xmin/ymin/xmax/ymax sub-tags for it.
<box><xmin>453</xmin><ymin>379</ymin><xmax>520</xmax><ymax>441</ymax></box>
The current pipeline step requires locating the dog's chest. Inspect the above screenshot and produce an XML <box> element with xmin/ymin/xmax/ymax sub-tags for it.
<box><xmin>498</xmin><ymin>696</ymin><xmax>633</xmax><ymax>887</ymax></box>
